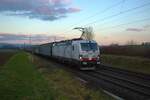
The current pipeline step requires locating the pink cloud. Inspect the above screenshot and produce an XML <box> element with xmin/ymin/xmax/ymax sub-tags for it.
<box><xmin>0</xmin><ymin>33</ymin><xmax>65</xmax><ymax>44</ymax></box>
<box><xmin>51</xmin><ymin>0</ymin><xmax>71</xmax><ymax>4</ymax></box>
<box><xmin>143</xmin><ymin>25</ymin><xmax>150</xmax><ymax>29</ymax></box>
<box><xmin>0</xmin><ymin>0</ymin><xmax>80</xmax><ymax>21</ymax></box>
<box><xmin>126</xmin><ymin>28</ymin><xmax>144</xmax><ymax>32</ymax></box>
<box><xmin>68</xmin><ymin>7</ymin><xmax>81</xmax><ymax>13</ymax></box>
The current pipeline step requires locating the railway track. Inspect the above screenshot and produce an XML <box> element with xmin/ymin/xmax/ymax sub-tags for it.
<box><xmin>34</xmin><ymin>55</ymin><xmax>150</xmax><ymax>100</ymax></box>
<box><xmin>85</xmin><ymin>70</ymin><xmax>150</xmax><ymax>100</ymax></box>
<box><xmin>100</xmin><ymin>64</ymin><xmax>150</xmax><ymax>80</ymax></box>
<box><xmin>69</xmin><ymin>66</ymin><xmax>150</xmax><ymax>100</ymax></box>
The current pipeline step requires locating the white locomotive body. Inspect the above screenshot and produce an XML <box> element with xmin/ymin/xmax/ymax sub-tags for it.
<box><xmin>33</xmin><ymin>38</ymin><xmax>100</xmax><ymax>70</ymax></box>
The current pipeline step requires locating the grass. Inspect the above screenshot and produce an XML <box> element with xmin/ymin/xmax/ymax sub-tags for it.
<box><xmin>0</xmin><ymin>52</ymin><xmax>114</xmax><ymax>100</ymax></box>
<box><xmin>101</xmin><ymin>54</ymin><xmax>150</xmax><ymax>74</ymax></box>
<box><xmin>33</xmin><ymin>55</ymin><xmax>114</xmax><ymax>100</ymax></box>
<box><xmin>0</xmin><ymin>52</ymin><xmax>55</xmax><ymax>100</ymax></box>
<box><xmin>2</xmin><ymin>51</ymin><xmax>149</xmax><ymax>99</ymax></box>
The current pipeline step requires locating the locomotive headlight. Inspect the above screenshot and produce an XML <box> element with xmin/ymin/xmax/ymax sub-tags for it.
<box><xmin>79</xmin><ymin>55</ymin><xmax>83</xmax><ymax>58</ymax></box>
<box><xmin>97</xmin><ymin>55</ymin><xmax>100</xmax><ymax>60</ymax></box>
<box><xmin>79</xmin><ymin>55</ymin><xmax>83</xmax><ymax>61</ymax></box>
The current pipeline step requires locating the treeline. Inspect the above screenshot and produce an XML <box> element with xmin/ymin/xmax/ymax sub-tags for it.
<box><xmin>101</xmin><ymin>44</ymin><xmax>150</xmax><ymax>58</ymax></box>
<box><xmin>0</xmin><ymin>44</ymin><xmax>18</xmax><ymax>49</ymax></box>
<box><xmin>0</xmin><ymin>43</ymin><xmax>31</xmax><ymax>49</ymax></box>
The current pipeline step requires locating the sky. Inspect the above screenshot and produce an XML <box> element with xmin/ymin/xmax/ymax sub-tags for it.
<box><xmin>0</xmin><ymin>0</ymin><xmax>150</xmax><ymax>45</ymax></box>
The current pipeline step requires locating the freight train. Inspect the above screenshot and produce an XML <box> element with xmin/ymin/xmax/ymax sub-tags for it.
<box><xmin>32</xmin><ymin>38</ymin><xmax>100</xmax><ymax>70</ymax></box>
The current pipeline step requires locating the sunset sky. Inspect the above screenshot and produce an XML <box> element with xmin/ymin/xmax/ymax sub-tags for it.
<box><xmin>0</xmin><ymin>0</ymin><xmax>150</xmax><ymax>45</ymax></box>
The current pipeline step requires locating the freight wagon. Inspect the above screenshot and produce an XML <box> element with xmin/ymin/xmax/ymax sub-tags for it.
<box><xmin>33</xmin><ymin>38</ymin><xmax>100</xmax><ymax>70</ymax></box>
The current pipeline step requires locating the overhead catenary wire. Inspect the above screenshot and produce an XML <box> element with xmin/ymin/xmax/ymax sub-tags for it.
<box><xmin>61</xmin><ymin>0</ymin><xmax>126</xmax><ymax>34</ymax></box>
<box><xmin>62</xmin><ymin>2</ymin><xmax>150</xmax><ymax>35</ymax></box>
<box><xmin>83</xmin><ymin>2</ymin><xmax>150</xmax><ymax>26</ymax></box>
<box><xmin>98</xmin><ymin>17</ymin><xmax>150</xmax><ymax>31</ymax></box>
<box><xmin>58</xmin><ymin>1</ymin><xmax>150</xmax><ymax>41</ymax></box>
<box><xmin>67</xmin><ymin>0</ymin><xmax>125</xmax><ymax>28</ymax></box>
<box><xmin>120</xmin><ymin>0</ymin><xmax>126</xmax><ymax>13</ymax></box>
<box><xmin>94</xmin><ymin>6</ymin><xmax>150</xmax><ymax>27</ymax></box>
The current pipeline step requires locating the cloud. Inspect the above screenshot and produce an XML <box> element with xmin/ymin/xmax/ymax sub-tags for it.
<box><xmin>126</xmin><ymin>28</ymin><xmax>145</xmax><ymax>32</ymax></box>
<box><xmin>0</xmin><ymin>33</ymin><xmax>65</xmax><ymax>44</ymax></box>
<box><xmin>126</xmin><ymin>25</ymin><xmax>150</xmax><ymax>32</ymax></box>
<box><xmin>0</xmin><ymin>0</ymin><xmax>81</xmax><ymax>21</ymax></box>
<box><xmin>143</xmin><ymin>25</ymin><xmax>150</xmax><ymax>29</ymax></box>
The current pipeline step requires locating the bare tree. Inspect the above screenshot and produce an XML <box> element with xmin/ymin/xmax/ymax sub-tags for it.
<box><xmin>126</xmin><ymin>40</ymin><xmax>137</xmax><ymax>45</ymax></box>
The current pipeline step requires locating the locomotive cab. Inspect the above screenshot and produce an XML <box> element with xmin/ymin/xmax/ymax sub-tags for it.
<box><xmin>76</xmin><ymin>40</ymin><xmax>100</xmax><ymax>70</ymax></box>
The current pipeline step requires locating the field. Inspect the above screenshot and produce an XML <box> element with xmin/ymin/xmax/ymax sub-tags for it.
<box><xmin>32</xmin><ymin>54</ymin><xmax>113</xmax><ymax>100</ymax></box>
<box><xmin>101</xmin><ymin>54</ymin><xmax>150</xmax><ymax>74</ymax></box>
<box><xmin>101</xmin><ymin>45</ymin><xmax>150</xmax><ymax>74</ymax></box>
<box><xmin>0</xmin><ymin>52</ymin><xmax>113</xmax><ymax>100</ymax></box>
<box><xmin>0</xmin><ymin>50</ymin><xmax>16</xmax><ymax>66</ymax></box>
<box><xmin>0</xmin><ymin>52</ymin><xmax>56</xmax><ymax>100</ymax></box>
<box><xmin>1</xmin><ymin>50</ymin><xmax>149</xmax><ymax>99</ymax></box>
<box><xmin>101</xmin><ymin>45</ymin><xmax>150</xmax><ymax>58</ymax></box>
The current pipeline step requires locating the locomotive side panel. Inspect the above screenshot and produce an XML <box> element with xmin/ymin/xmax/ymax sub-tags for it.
<box><xmin>52</xmin><ymin>43</ymin><xmax>72</xmax><ymax>61</ymax></box>
<box><xmin>32</xmin><ymin>39</ymin><xmax>100</xmax><ymax>70</ymax></box>
<box><xmin>37</xmin><ymin>44</ymin><xmax>52</xmax><ymax>56</ymax></box>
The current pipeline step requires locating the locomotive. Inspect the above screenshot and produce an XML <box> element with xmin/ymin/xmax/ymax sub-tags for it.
<box><xmin>33</xmin><ymin>38</ymin><xmax>100</xmax><ymax>70</ymax></box>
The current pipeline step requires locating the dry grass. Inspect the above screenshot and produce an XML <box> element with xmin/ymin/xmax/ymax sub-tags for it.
<box><xmin>101</xmin><ymin>54</ymin><xmax>150</xmax><ymax>74</ymax></box>
<box><xmin>101</xmin><ymin>45</ymin><xmax>150</xmax><ymax>58</ymax></box>
<box><xmin>0</xmin><ymin>52</ymin><xmax>16</xmax><ymax>66</ymax></box>
<box><xmin>33</xmin><ymin>55</ymin><xmax>114</xmax><ymax>100</ymax></box>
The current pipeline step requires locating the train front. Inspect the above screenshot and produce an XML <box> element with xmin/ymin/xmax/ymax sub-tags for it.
<box><xmin>79</xmin><ymin>40</ymin><xmax>100</xmax><ymax>70</ymax></box>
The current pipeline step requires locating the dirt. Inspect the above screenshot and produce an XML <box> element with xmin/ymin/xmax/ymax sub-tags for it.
<box><xmin>0</xmin><ymin>52</ymin><xmax>16</xmax><ymax>66</ymax></box>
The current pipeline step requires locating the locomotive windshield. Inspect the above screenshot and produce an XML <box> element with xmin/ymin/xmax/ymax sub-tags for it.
<box><xmin>80</xmin><ymin>43</ymin><xmax>98</xmax><ymax>51</ymax></box>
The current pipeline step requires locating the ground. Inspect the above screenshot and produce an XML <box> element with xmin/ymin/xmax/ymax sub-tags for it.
<box><xmin>101</xmin><ymin>54</ymin><xmax>150</xmax><ymax>74</ymax></box>
<box><xmin>0</xmin><ymin>51</ymin><xmax>16</xmax><ymax>66</ymax></box>
<box><xmin>0</xmin><ymin>52</ymin><xmax>55</xmax><ymax>100</ymax></box>
<box><xmin>32</xmin><ymin>54</ymin><xmax>113</xmax><ymax>100</ymax></box>
<box><xmin>0</xmin><ymin>51</ymin><xmax>113</xmax><ymax>100</ymax></box>
<box><xmin>1</xmin><ymin>50</ymin><xmax>149</xmax><ymax>99</ymax></box>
